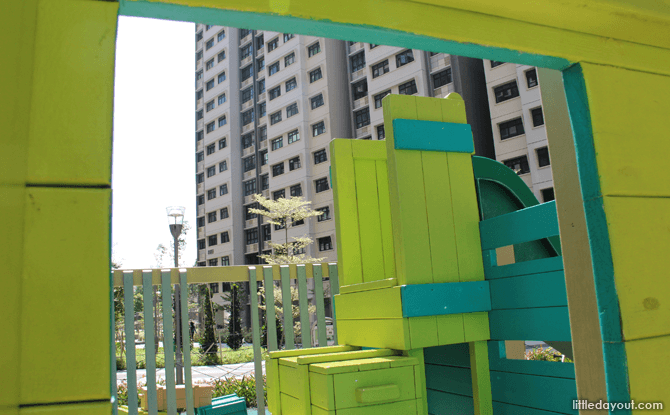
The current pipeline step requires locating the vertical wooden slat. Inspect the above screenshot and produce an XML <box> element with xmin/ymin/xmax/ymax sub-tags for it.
<box><xmin>142</xmin><ymin>271</ymin><xmax>157</xmax><ymax>415</ymax></box>
<box><xmin>328</xmin><ymin>264</ymin><xmax>339</xmax><ymax>344</ymax></box>
<box><xmin>249</xmin><ymin>267</ymin><xmax>266</xmax><ymax>413</ymax></box>
<box><xmin>161</xmin><ymin>271</ymin><xmax>178</xmax><ymax>415</ymax></box>
<box><xmin>123</xmin><ymin>272</ymin><xmax>138</xmax><ymax>415</ymax></box>
<box><xmin>469</xmin><ymin>341</ymin><xmax>493</xmax><ymax>415</ymax></box>
<box><xmin>111</xmin><ymin>272</ymin><xmax>118</xmax><ymax>415</ymax></box>
<box><xmin>264</xmin><ymin>266</ymin><xmax>278</xmax><ymax>352</ymax></box>
<box><xmin>313</xmin><ymin>264</ymin><xmax>327</xmax><ymax>347</ymax></box>
<box><xmin>180</xmin><ymin>271</ymin><xmax>194</xmax><ymax>415</ymax></box>
<box><xmin>280</xmin><ymin>265</ymin><xmax>295</xmax><ymax>350</ymax></box>
<box><xmin>296</xmin><ymin>265</ymin><xmax>311</xmax><ymax>348</ymax></box>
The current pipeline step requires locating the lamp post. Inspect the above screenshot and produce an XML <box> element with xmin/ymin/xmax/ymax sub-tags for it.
<box><xmin>167</xmin><ymin>206</ymin><xmax>185</xmax><ymax>385</ymax></box>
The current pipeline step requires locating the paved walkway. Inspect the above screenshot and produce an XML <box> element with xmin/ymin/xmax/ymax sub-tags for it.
<box><xmin>117</xmin><ymin>361</ymin><xmax>265</xmax><ymax>385</ymax></box>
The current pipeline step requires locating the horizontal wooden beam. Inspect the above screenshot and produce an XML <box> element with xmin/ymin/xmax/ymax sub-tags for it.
<box><xmin>401</xmin><ymin>281</ymin><xmax>491</xmax><ymax>317</ymax></box>
<box><xmin>392</xmin><ymin>119</ymin><xmax>474</xmax><ymax>153</ymax></box>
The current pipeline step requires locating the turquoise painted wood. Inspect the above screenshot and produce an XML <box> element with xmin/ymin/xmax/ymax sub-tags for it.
<box><xmin>248</xmin><ymin>268</ymin><xmax>266</xmax><ymax>414</ymax></box>
<box><xmin>484</xmin><ymin>256</ymin><xmax>563</xmax><ymax>279</ymax></box>
<box><xmin>426</xmin><ymin>390</ymin><xmax>474</xmax><ymax>414</ymax></box>
<box><xmin>392</xmin><ymin>119</ymin><xmax>474</xmax><ymax>153</ymax></box>
<box><xmin>490</xmin><ymin>371</ymin><xmax>578</xmax><ymax>414</ymax></box>
<box><xmin>489</xmin><ymin>308</ymin><xmax>572</xmax><ymax>341</ymax></box>
<box><xmin>180</xmin><ymin>272</ymin><xmax>195</xmax><ymax>415</ymax></box>
<box><xmin>161</xmin><ymin>271</ymin><xmax>178</xmax><ymax>415</ymax></box>
<box><xmin>425</xmin><ymin>365</ymin><xmax>473</xmax><ymax>396</ymax></box>
<box><xmin>493</xmin><ymin>402</ymin><xmax>571</xmax><ymax>415</ymax></box>
<box><xmin>313</xmin><ymin>264</ymin><xmax>327</xmax><ymax>347</ymax></box>
<box><xmin>489</xmin><ymin>271</ymin><xmax>567</xmax><ymax>310</ymax></box>
<box><xmin>401</xmin><ymin>281</ymin><xmax>491</xmax><ymax>317</ymax></box>
<box><xmin>296</xmin><ymin>265</ymin><xmax>311</xmax><ymax>347</ymax></box>
<box><xmin>123</xmin><ymin>272</ymin><xmax>138</xmax><ymax>415</ymax></box>
<box><xmin>328</xmin><ymin>263</ymin><xmax>339</xmax><ymax>344</ymax></box>
<box><xmin>279</xmin><ymin>266</ymin><xmax>294</xmax><ymax>350</ymax></box>
<box><xmin>424</xmin><ymin>343</ymin><xmax>471</xmax><ymax>368</ymax></box>
<box><xmin>263</xmin><ymin>266</ymin><xmax>278</xmax><ymax>352</ymax></box>
<box><xmin>142</xmin><ymin>271</ymin><xmax>158</xmax><ymax>415</ymax></box>
<box><xmin>479</xmin><ymin>201</ymin><xmax>560</xmax><ymax>250</ymax></box>
<box><xmin>487</xmin><ymin>342</ymin><xmax>575</xmax><ymax>379</ymax></box>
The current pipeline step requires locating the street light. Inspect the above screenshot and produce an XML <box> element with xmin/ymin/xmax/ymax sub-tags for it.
<box><xmin>166</xmin><ymin>206</ymin><xmax>185</xmax><ymax>385</ymax></box>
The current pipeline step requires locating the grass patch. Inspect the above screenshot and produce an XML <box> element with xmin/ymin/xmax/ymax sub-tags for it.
<box><xmin>116</xmin><ymin>344</ymin><xmax>261</xmax><ymax>370</ymax></box>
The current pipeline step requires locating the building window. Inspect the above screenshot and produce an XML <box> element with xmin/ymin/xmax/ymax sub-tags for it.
<box><xmin>313</xmin><ymin>149</ymin><xmax>327</xmax><ymax>164</ymax></box>
<box><xmin>289</xmin><ymin>157</ymin><xmax>301</xmax><ymax>171</ymax></box>
<box><xmin>207</xmin><ymin>188</ymin><xmax>216</xmax><ymax>200</ymax></box>
<box><xmin>221</xmin><ymin>231</ymin><xmax>230</xmax><ymax>243</ymax></box>
<box><xmin>284</xmin><ymin>52</ymin><xmax>295</xmax><ymax>67</ymax></box>
<box><xmin>242</xmin><ymin>109</ymin><xmax>254</xmax><ymax>126</ymax></box>
<box><xmin>318</xmin><ymin>236</ymin><xmax>333</xmax><ymax>251</ymax></box>
<box><xmin>241</xmin><ymin>66</ymin><xmax>253</xmax><ymax>83</ymax></box>
<box><xmin>217</xmin><ymin>51</ymin><xmax>226</xmax><ymax>62</ymax></box>
<box><xmin>221</xmin><ymin>256</ymin><xmax>230</xmax><ymax>266</ymax></box>
<box><xmin>206</xmin><ymin>80</ymin><xmax>215</xmax><ymax>90</ymax></box>
<box><xmin>536</xmin><ymin>147</ymin><xmax>550</xmax><ymax>167</ymax></box>
<box><xmin>370</xmin><ymin>44</ymin><xmax>379</xmax><ymax>49</ymax></box>
<box><xmin>268</xmin><ymin>37</ymin><xmax>278</xmax><ymax>51</ymax></box>
<box><xmin>350</xmin><ymin>52</ymin><xmax>366</xmax><ymax>72</ymax></box>
<box><xmin>374</xmin><ymin>90</ymin><xmax>390</xmax><ymax>109</ymax></box>
<box><xmin>261</xmin><ymin>174</ymin><xmax>269</xmax><ymax>190</ymax></box>
<box><xmin>268</xmin><ymin>62</ymin><xmax>280</xmax><ymax>76</ymax></box>
<box><xmin>209</xmin><ymin>282</ymin><xmax>219</xmax><ymax>293</ymax></box>
<box><xmin>395</xmin><ymin>49</ymin><xmax>414</xmax><ymax>67</ymax></box>
<box><xmin>219</xmin><ymin>138</ymin><xmax>227</xmax><ymax>149</ymax></box>
<box><xmin>432</xmin><ymin>68</ymin><xmax>452</xmax><ymax>88</ymax></box>
<box><xmin>270</xmin><ymin>111</ymin><xmax>282</xmax><ymax>125</ymax></box>
<box><xmin>308</xmin><ymin>42</ymin><xmax>321</xmax><ymax>57</ymax></box>
<box><xmin>196</xmin><ymin>31</ymin><xmax>203</xmax><ymax>42</ymax></box>
<box><xmin>206</xmin><ymin>59</ymin><xmax>214</xmax><ymax>70</ymax></box>
<box><xmin>490</xmin><ymin>60</ymin><xmax>504</xmax><ymax>68</ymax></box>
<box><xmin>526</xmin><ymin>68</ymin><xmax>538</xmax><ymax>88</ymax></box>
<box><xmin>244</xmin><ymin>179</ymin><xmax>257</xmax><ymax>196</ymax></box>
<box><xmin>317</xmin><ymin>206</ymin><xmax>330</xmax><ymax>221</ymax></box>
<box><xmin>258</xmin><ymin>102</ymin><xmax>266</xmax><ymax>117</ymax></box>
<box><xmin>246</xmin><ymin>228</ymin><xmax>259</xmax><ymax>245</ymax></box>
<box><xmin>196</xmin><ymin>151</ymin><xmax>204</xmax><ymax>162</ymax></box>
<box><xmin>309</xmin><ymin>68</ymin><xmax>322</xmax><ymax>83</ymax></box>
<box><xmin>206</xmin><ymin>122</ymin><xmax>215</xmax><ymax>133</ymax></box>
<box><xmin>315</xmin><ymin>177</ymin><xmax>329</xmax><ymax>193</ymax></box>
<box><xmin>311</xmin><ymin>94</ymin><xmax>324</xmax><ymax>109</ymax></box>
<box><xmin>196</xmin><ymin>89</ymin><xmax>203</xmax><ymax>100</ymax></box>
<box><xmin>399</xmin><ymin>79</ymin><xmax>417</xmax><ymax>95</ymax></box>
<box><xmin>272</xmin><ymin>163</ymin><xmax>285</xmax><ymax>177</ymax></box>
<box><xmin>196</xmin><ymin>173</ymin><xmax>204</xmax><ymax>184</ymax></box>
<box><xmin>259</xmin><ymin>126</ymin><xmax>267</xmax><ymax>142</ymax></box>
<box><xmin>377</xmin><ymin>125</ymin><xmax>385</xmax><ymax>140</ymax></box>
<box><xmin>499</xmin><ymin>117</ymin><xmax>525</xmax><ymax>140</ymax></box>
<box><xmin>541</xmin><ymin>187</ymin><xmax>555</xmax><ymax>202</ymax></box>
<box><xmin>218</xmin><ymin>116</ymin><xmax>227</xmax><ymax>127</ymax></box>
<box><xmin>215</xmin><ymin>71</ymin><xmax>225</xmax><ymax>84</ymax></box>
<box><xmin>285</xmin><ymin>77</ymin><xmax>297</xmax><ymax>92</ymax></box>
<box><xmin>290</xmin><ymin>183</ymin><xmax>302</xmax><ymax>196</ymax></box>
<box><xmin>256</xmin><ymin>34</ymin><xmax>264</xmax><ymax>50</ymax></box>
<box><xmin>352</xmin><ymin>79</ymin><xmax>368</xmax><ymax>101</ymax></box>
<box><xmin>197</xmin><ymin>195</ymin><xmax>205</xmax><ymax>206</ymax></box>
<box><xmin>196</xmin><ymin>70</ymin><xmax>203</xmax><ymax>81</ymax></box>
<box><xmin>271</xmin><ymin>137</ymin><xmax>283</xmax><ymax>150</ymax></box>
<box><xmin>494</xmin><ymin>81</ymin><xmax>520</xmax><ymax>103</ymax></box>
<box><xmin>354</xmin><ymin>108</ymin><xmax>370</xmax><ymax>129</ymax></box>
<box><xmin>196</xmin><ymin>110</ymin><xmax>203</xmax><ymax>121</ymax></box>
<box><xmin>241</xmin><ymin>87</ymin><xmax>253</xmax><ymax>103</ymax></box>
<box><xmin>260</xmin><ymin>150</ymin><xmax>268</xmax><ymax>165</ymax></box>
<box><xmin>239</xmin><ymin>28</ymin><xmax>250</xmax><ymax>38</ymax></box>
<box><xmin>207</xmin><ymin>165</ymin><xmax>216</xmax><ymax>177</ymax></box>
<box><xmin>285</xmin><ymin>130</ymin><xmax>299</xmax><ymax>145</ymax></box>
<box><xmin>283</xmin><ymin>33</ymin><xmax>294</xmax><ymax>42</ymax></box>
<box><xmin>240</xmin><ymin>43</ymin><xmax>253</xmax><ymax>59</ymax></box>
<box><xmin>197</xmin><ymin>216</ymin><xmax>205</xmax><ymax>227</ymax></box>
<box><xmin>312</xmin><ymin>121</ymin><xmax>326</xmax><ymax>136</ymax></box>
<box><xmin>197</xmin><ymin>239</ymin><xmax>206</xmax><ymax>250</ymax></box>
<box><xmin>208</xmin><ymin>212</ymin><xmax>217</xmax><ymax>223</ymax></box>
<box><xmin>269</xmin><ymin>86</ymin><xmax>281</xmax><ymax>100</ymax></box>
<box><xmin>218</xmin><ymin>94</ymin><xmax>226</xmax><ymax>105</ymax></box>
<box><xmin>257</xmin><ymin>57</ymin><xmax>265</xmax><ymax>72</ymax></box>
<box><xmin>286</xmin><ymin>103</ymin><xmax>299</xmax><ymax>118</ymax></box>
<box><xmin>531</xmin><ymin>107</ymin><xmax>544</xmax><ymax>127</ymax></box>
<box><xmin>503</xmin><ymin>155</ymin><xmax>530</xmax><ymax>175</ymax></box>
<box><xmin>208</xmin><ymin>259</ymin><xmax>218</xmax><ymax>268</ymax></box>
<box><xmin>206</xmin><ymin>39</ymin><xmax>214</xmax><ymax>50</ymax></box>
<box><xmin>220</xmin><ymin>207</ymin><xmax>229</xmax><ymax>219</ymax></box>
<box><xmin>196</xmin><ymin>130</ymin><xmax>204</xmax><ymax>141</ymax></box>
<box><xmin>243</xmin><ymin>155</ymin><xmax>256</xmax><ymax>172</ymax></box>
<box><xmin>262</xmin><ymin>225</ymin><xmax>271</xmax><ymax>242</ymax></box>
<box><xmin>219</xmin><ymin>183</ymin><xmax>228</xmax><ymax>195</ymax></box>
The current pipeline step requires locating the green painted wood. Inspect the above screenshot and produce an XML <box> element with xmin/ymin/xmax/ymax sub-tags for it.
<box><xmin>393</xmin><ymin>119</ymin><xmax>474</xmax><ymax>153</ymax></box>
<box><xmin>479</xmin><ymin>201</ymin><xmax>559</xmax><ymax>250</ymax></box>
<box><xmin>248</xmin><ymin>267</ymin><xmax>266</xmax><ymax>414</ymax></box>
<box><xmin>484</xmin><ymin>256</ymin><xmax>564</xmax><ymax>280</ymax></box>
<box><xmin>425</xmin><ymin>364</ymin><xmax>472</xmax><ymax>396</ymax></box>
<box><xmin>263</xmin><ymin>266</ymin><xmax>278</xmax><ymax>352</ymax></box>
<box><xmin>489</xmin><ymin>271</ymin><xmax>567</xmax><ymax>310</ymax></box>
<box><xmin>401</xmin><ymin>281</ymin><xmax>491</xmax><ymax>317</ymax></box>
<box><xmin>426</xmin><ymin>389</ymin><xmax>474</xmax><ymax>415</ymax></box>
<box><xmin>490</xmin><ymin>371</ymin><xmax>578</xmax><ymax>414</ymax></box>
<box><xmin>279</xmin><ymin>266</ymin><xmax>294</xmax><ymax>350</ymax></box>
<box><xmin>142</xmin><ymin>271</ymin><xmax>158</xmax><ymax>415</ymax></box>
<box><xmin>160</xmin><ymin>271</ymin><xmax>178</xmax><ymax>415</ymax></box>
<box><xmin>493</xmin><ymin>401</ymin><xmax>571</xmax><ymax>415</ymax></box>
<box><xmin>487</xmin><ymin>341</ymin><xmax>575</xmax><ymax>379</ymax></box>
<box><xmin>123</xmin><ymin>272</ymin><xmax>138</xmax><ymax>415</ymax></box>
<box><xmin>354</xmin><ymin>158</ymin><xmax>386</xmax><ymax>282</ymax></box>
<box><xmin>469</xmin><ymin>341</ymin><xmax>493</xmax><ymax>415</ymax></box>
<box><xmin>424</xmin><ymin>343</ymin><xmax>471</xmax><ymax>368</ymax></box>
<box><xmin>313</xmin><ymin>264</ymin><xmax>328</xmax><ymax>347</ymax></box>
<box><xmin>489</xmin><ymin>307</ymin><xmax>572</xmax><ymax>341</ymax></box>
<box><xmin>328</xmin><ymin>264</ymin><xmax>339</xmax><ymax>345</ymax></box>
<box><xmin>375</xmin><ymin>159</ymin><xmax>396</xmax><ymax>282</ymax></box>
<box><xmin>296</xmin><ymin>265</ymin><xmax>311</xmax><ymax>347</ymax></box>
<box><xmin>180</xmin><ymin>272</ymin><xmax>194</xmax><ymax>415</ymax></box>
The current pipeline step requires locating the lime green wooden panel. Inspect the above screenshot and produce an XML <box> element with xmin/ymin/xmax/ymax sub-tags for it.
<box><xmin>297</xmin><ymin>349</ymin><xmax>396</xmax><ymax>366</ymax></box>
<box><xmin>375</xmin><ymin>159</ymin><xmax>396</xmax><ymax>282</ymax></box>
<box><xmin>20</xmin><ymin>402</ymin><xmax>111</xmax><ymax>415</ymax></box>
<box><xmin>625</xmin><ymin>335</ymin><xmax>670</xmax><ymax>409</ymax></box>
<box><xmin>333</xmin><ymin>366</ymin><xmax>415</xmax><ymax>409</ymax></box>
<box><xmin>309</xmin><ymin>372</ymin><xmax>335</xmax><ymax>410</ymax></box>
<box><xmin>354</xmin><ymin>159</ymin><xmax>386</xmax><ymax>282</ymax></box>
<box><xmin>408</xmin><ymin>349</ymin><xmax>428</xmax><ymax>415</ymax></box>
<box><xmin>280</xmin><ymin>393</ymin><xmax>302</xmax><ymax>415</ymax></box>
<box><xmin>1</xmin><ymin>408</ymin><xmax>19</xmax><ymax>415</ymax></box>
<box><xmin>269</xmin><ymin>345</ymin><xmax>359</xmax><ymax>359</ymax></box>
<box><xmin>267</xmin><ymin>358</ymin><xmax>282</xmax><ymax>415</ymax></box>
<box><xmin>440</xmin><ymin>94</ymin><xmax>468</xmax><ymax>124</ymax></box>
<box><xmin>338</xmin><ymin>319</ymin><xmax>410</xmax><ymax>350</ymax></box>
<box><xmin>20</xmin><ymin>188</ymin><xmax>110</xmax><ymax>404</ymax></box>
<box><xmin>310</xmin><ymin>405</ymin><xmax>334</xmax><ymax>415</ymax></box>
<box><xmin>27</xmin><ymin>0</ymin><xmax>117</xmax><ymax>185</ymax></box>
<box><xmin>463</xmin><ymin>312</ymin><xmax>491</xmax><ymax>342</ymax></box>
<box><xmin>436</xmin><ymin>314</ymin><xmax>465</xmax><ymax>345</ymax></box>
<box><xmin>355</xmin><ymin>384</ymin><xmax>400</xmax><ymax>404</ymax></box>
<box><xmin>351</xmin><ymin>139</ymin><xmax>387</xmax><ymax>160</ymax></box>
<box><xmin>469</xmin><ymin>341</ymin><xmax>493</xmax><ymax>415</ymax></box>
<box><xmin>334</xmin><ymin>287</ymin><xmax>402</xmax><ymax>320</ymax></box>
<box><xmin>279</xmin><ymin>363</ymin><xmax>303</xmax><ymax>399</ymax></box>
<box><xmin>339</xmin><ymin>278</ymin><xmax>396</xmax><ymax>295</ymax></box>
<box><xmin>409</xmin><ymin>317</ymin><xmax>439</xmax><ymax>349</ymax></box>
<box><xmin>336</xmin><ymin>400</ymin><xmax>418</xmax><ymax>415</ymax></box>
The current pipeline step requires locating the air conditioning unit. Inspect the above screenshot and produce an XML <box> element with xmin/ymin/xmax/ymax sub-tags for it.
<box><xmin>208</xmin><ymin>249</ymin><xmax>214</xmax><ymax>254</ymax></box>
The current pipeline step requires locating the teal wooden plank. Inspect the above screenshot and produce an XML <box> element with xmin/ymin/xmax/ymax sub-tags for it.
<box><xmin>393</xmin><ymin>119</ymin><xmax>474</xmax><ymax>153</ymax></box>
<box><xmin>248</xmin><ymin>267</ymin><xmax>266</xmax><ymax>414</ymax></box>
<box><xmin>425</xmin><ymin>365</ymin><xmax>472</xmax><ymax>396</ymax></box>
<box><xmin>401</xmin><ymin>281</ymin><xmax>491</xmax><ymax>317</ymax></box>
<box><xmin>424</xmin><ymin>343</ymin><xmax>471</xmax><ymax>368</ymax></box>
<box><xmin>484</xmin><ymin>256</ymin><xmax>564</xmax><ymax>280</ymax></box>
<box><xmin>493</xmin><ymin>402</ymin><xmax>572</xmax><ymax>415</ymax></box>
<box><xmin>142</xmin><ymin>271</ymin><xmax>158</xmax><ymax>415</ymax></box>
<box><xmin>489</xmin><ymin>271</ymin><xmax>567</xmax><ymax>310</ymax></box>
<box><xmin>296</xmin><ymin>265</ymin><xmax>311</xmax><ymax>347</ymax></box>
<box><xmin>279</xmin><ymin>266</ymin><xmax>294</xmax><ymax>350</ymax></box>
<box><xmin>263</xmin><ymin>266</ymin><xmax>278</xmax><ymax>352</ymax></box>
<box><xmin>161</xmin><ymin>271</ymin><xmax>178</xmax><ymax>415</ymax></box>
<box><xmin>489</xmin><ymin>308</ymin><xmax>571</xmax><ymax>341</ymax></box>
<box><xmin>487</xmin><ymin>341</ymin><xmax>575</xmax><ymax>379</ymax></box>
<box><xmin>328</xmin><ymin>264</ymin><xmax>339</xmax><ymax>344</ymax></box>
<box><xmin>426</xmin><ymin>389</ymin><xmax>474</xmax><ymax>415</ymax></box>
<box><xmin>313</xmin><ymin>264</ymin><xmax>327</xmax><ymax>347</ymax></box>
<box><xmin>180</xmin><ymin>272</ymin><xmax>195</xmax><ymax>415</ymax></box>
<box><xmin>123</xmin><ymin>272</ymin><xmax>138</xmax><ymax>415</ymax></box>
<box><xmin>490</xmin><ymin>371</ymin><xmax>577</xmax><ymax>414</ymax></box>
<box><xmin>479</xmin><ymin>201</ymin><xmax>559</xmax><ymax>250</ymax></box>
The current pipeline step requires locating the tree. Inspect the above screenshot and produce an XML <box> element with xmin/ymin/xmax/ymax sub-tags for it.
<box><xmin>259</xmin><ymin>285</ymin><xmax>315</xmax><ymax>347</ymax></box>
<box><xmin>249</xmin><ymin>195</ymin><xmax>325</xmax><ymax>264</ymax></box>
<box><xmin>226</xmin><ymin>283</ymin><xmax>244</xmax><ymax>351</ymax></box>
<box><xmin>199</xmin><ymin>284</ymin><xmax>219</xmax><ymax>364</ymax></box>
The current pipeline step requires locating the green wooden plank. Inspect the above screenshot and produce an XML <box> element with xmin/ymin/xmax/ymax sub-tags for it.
<box><xmin>426</xmin><ymin>389</ymin><xmax>474</xmax><ymax>415</ymax></box>
<box><xmin>279</xmin><ymin>265</ymin><xmax>294</xmax><ymax>350</ymax></box>
<box><xmin>375</xmin><ymin>159</ymin><xmax>395</xmax><ymax>282</ymax></box>
<box><xmin>479</xmin><ymin>201</ymin><xmax>560</xmax><ymax>250</ymax></box>
<box><xmin>469</xmin><ymin>341</ymin><xmax>493</xmax><ymax>415</ymax></box>
<box><xmin>123</xmin><ymin>272</ymin><xmax>138</xmax><ymax>415</ymax></box>
<box><xmin>425</xmin><ymin>364</ymin><xmax>472</xmax><ymax>396</ymax></box>
<box><xmin>296</xmin><ymin>265</ymin><xmax>311</xmax><ymax>348</ymax></box>
<box><xmin>180</xmin><ymin>272</ymin><xmax>194</xmax><ymax>415</ymax></box>
<box><xmin>354</xmin><ymin>158</ymin><xmax>386</xmax><ymax>283</ymax></box>
<box><xmin>313</xmin><ymin>264</ymin><xmax>327</xmax><ymax>347</ymax></box>
<box><xmin>328</xmin><ymin>264</ymin><xmax>339</xmax><ymax>345</ymax></box>
<box><xmin>248</xmin><ymin>267</ymin><xmax>266</xmax><ymax>414</ymax></box>
<box><xmin>489</xmin><ymin>271</ymin><xmax>567</xmax><ymax>310</ymax></box>
<box><xmin>493</xmin><ymin>401</ymin><xmax>571</xmax><ymax>415</ymax></box>
<box><xmin>142</xmin><ymin>271</ymin><xmax>157</xmax><ymax>415</ymax></box>
<box><xmin>296</xmin><ymin>348</ymin><xmax>396</xmax><ymax>365</ymax></box>
<box><xmin>339</xmin><ymin>278</ymin><xmax>396</xmax><ymax>294</ymax></box>
<box><xmin>263</xmin><ymin>266</ymin><xmax>278</xmax><ymax>352</ymax></box>
<box><xmin>269</xmin><ymin>345</ymin><xmax>359</xmax><ymax>359</ymax></box>
<box><xmin>487</xmin><ymin>341</ymin><xmax>575</xmax><ymax>379</ymax></box>
<box><xmin>424</xmin><ymin>343</ymin><xmax>471</xmax><ymax>368</ymax></box>
<box><xmin>489</xmin><ymin>308</ymin><xmax>571</xmax><ymax>341</ymax></box>
<box><xmin>491</xmin><ymin>371</ymin><xmax>578</xmax><ymax>414</ymax></box>
<box><xmin>160</xmin><ymin>271</ymin><xmax>177</xmax><ymax>415</ymax></box>
<box><xmin>484</xmin><ymin>256</ymin><xmax>564</xmax><ymax>280</ymax></box>
<box><xmin>393</xmin><ymin>119</ymin><xmax>474</xmax><ymax>153</ymax></box>
<box><xmin>335</xmin><ymin>287</ymin><xmax>402</xmax><ymax>320</ymax></box>
<box><xmin>401</xmin><ymin>281</ymin><xmax>491</xmax><ymax>317</ymax></box>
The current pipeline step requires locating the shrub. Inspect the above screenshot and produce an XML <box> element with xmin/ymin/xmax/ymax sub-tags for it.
<box><xmin>200</xmin><ymin>285</ymin><xmax>218</xmax><ymax>357</ymax></box>
<box><xmin>525</xmin><ymin>346</ymin><xmax>572</xmax><ymax>362</ymax></box>
<box><xmin>212</xmin><ymin>375</ymin><xmax>266</xmax><ymax>408</ymax></box>
<box><xmin>226</xmin><ymin>284</ymin><xmax>244</xmax><ymax>351</ymax></box>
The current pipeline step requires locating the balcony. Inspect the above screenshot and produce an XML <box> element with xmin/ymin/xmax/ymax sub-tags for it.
<box><xmin>355</xmin><ymin>125</ymin><xmax>370</xmax><ymax>138</ymax></box>
<box><xmin>196</xmin><ymin>183</ymin><xmax>204</xmax><ymax>194</ymax></box>
<box><xmin>196</xmin><ymin>140</ymin><xmax>204</xmax><ymax>152</ymax></box>
<box><xmin>258</xmin><ymin>92</ymin><xmax>266</xmax><ymax>102</ymax></box>
<box><xmin>196</xmin><ymin>119</ymin><xmax>204</xmax><ymax>130</ymax></box>
<box><xmin>242</xmin><ymin>123</ymin><xmax>253</xmax><ymax>133</ymax></box>
<box><xmin>430</xmin><ymin>54</ymin><xmax>451</xmax><ymax>72</ymax></box>
<box><xmin>241</xmin><ymin>100</ymin><xmax>254</xmax><ymax>111</ymax></box>
<box><xmin>196</xmin><ymin>162</ymin><xmax>204</xmax><ymax>173</ymax></box>
<box><xmin>197</xmin><ymin>226</ymin><xmax>204</xmax><ymax>238</ymax></box>
<box><xmin>241</xmin><ymin>77</ymin><xmax>253</xmax><ymax>89</ymax></box>
<box><xmin>244</xmin><ymin>242</ymin><xmax>258</xmax><ymax>253</ymax></box>
<box><xmin>243</xmin><ymin>145</ymin><xmax>255</xmax><ymax>157</ymax></box>
<box><xmin>239</xmin><ymin>33</ymin><xmax>252</xmax><ymax>46</ymax></box>
<box><xmin>349</xmin><ymin>68</ymin><xmax>365</xmax><ymax>82</ymax></box>
<box><xmin>256</xmin><ymin>47</ymin><xmax>264</xmax><ymax>57</ymax></box>
<box><xmin>197</xmin><ymin>205</ymin><xmax>205</xmax><ymax>216</ymax></box>
<box><xmin>240</xmin><ymin>55</ymin><xmax>253</xmax><ymax>68</ymax></box>
<box><xmin>260</xmin><ymin>165</ymin><xmax>268</xmax><ymax>176</ymax></box>
<box><xmin>196</xmin><ymin>79</ymin><xmax>203</xmax><ymax>90</ymax></box>
<box><xmin>353</xmin><ymin>96</ymin><xmax>369</xmax><ymax>110</ymax></box>
<box><xmin>243</xmin><ymin>169</ymin><xmax>256</xmax><ymax>180</ymax></box>
<box><xmin>348</xmin><ymin>42</ymin><xmax>363</xmax><ymax>54</ymax></box>
<box><xmin>259</xmin><ymin>140</ymin><xmax>268</xmax><ymax>150</ymax></box>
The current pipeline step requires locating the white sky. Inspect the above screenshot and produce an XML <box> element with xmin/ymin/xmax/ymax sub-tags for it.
<box><xmin>112</xmin><ymin>16</ymin><xmax>196</xmax><ymax>269</ymax></box>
